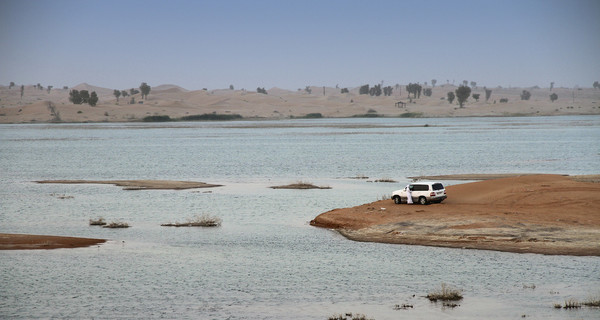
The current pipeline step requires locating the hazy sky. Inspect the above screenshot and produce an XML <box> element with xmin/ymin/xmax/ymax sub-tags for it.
<box><xmin>1</xmin><ymin>0</ymin><xmax>599</xmax><ymax>90</ymax></box>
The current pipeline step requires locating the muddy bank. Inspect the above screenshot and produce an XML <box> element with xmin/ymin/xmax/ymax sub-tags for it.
<box><xmin>0</xmin><ymin>233</ymin><xmax>106</xmax><ymax>250</ymax></box>
<box><xmin>311</xmin><ymin>174</ymin><xmax>600</xmax><ymax>256</ymax></box>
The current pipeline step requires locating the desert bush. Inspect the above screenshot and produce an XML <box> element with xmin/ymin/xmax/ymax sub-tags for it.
<box><xmin>583</xmin><ymin>295</ymin><xmax>600</xmax><ymax>307</ymax></box>
<box><xmin>499</xmin><ymin>98</ymin><xmax>508</xmax><ymax>103</ymax></box>
<box><xmin>426</xmin><ymin>283</ymin><xmax>463</xmax><ymax>302</ymax></box>
<box><xmin>563</xmin><ymin>298</ymin><xmax>581</xmax><ymax>309</ymax></box>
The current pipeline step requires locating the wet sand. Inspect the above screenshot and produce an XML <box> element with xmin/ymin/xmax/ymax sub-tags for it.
<box><xmin>0</xmin><ymin>233</ymin><xmax>105</xmax><ymax>250</ymax></box>
<box><xmin>311</xmin><ymin>175</ymin><xmax>600</xmax><ymax>256</ymax></box>
<box><xmin>36</xmin><ymin>179</ymin><xmax>222</xmax><ymax>190</ymax></box>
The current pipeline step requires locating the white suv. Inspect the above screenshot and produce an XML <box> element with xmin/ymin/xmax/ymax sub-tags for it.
<box><xmin>392</xmin><ymin>182</ymin><xmax>446</xmax><ymax>205</ymax></box>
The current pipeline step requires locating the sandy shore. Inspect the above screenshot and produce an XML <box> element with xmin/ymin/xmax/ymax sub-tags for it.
<box><xmin>36</xmin><ymin>179</ymin><xmax>222</xmax><ymax>190</ymax></box>
<box><xmin>311</xmin><ymin>175</ymin><xmax>600</xmax><ymax>256</ymax></box>
<box><xmin>0</xmin><ymin>233</ymin><xmax>106</xmax><ymax>250</ymax></box>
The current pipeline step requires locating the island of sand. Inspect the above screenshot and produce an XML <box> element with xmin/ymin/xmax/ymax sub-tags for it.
<box><xmin>36</xmin><ymin>179</ymin><xmax>222</xmax><ymax>190</ymax></box>
<box><xmin>311</xmin><ymin>174</ymin><xmax>600</xmax><ymax>256</ymax></box>
<box><xmin>0</xmin><ymin>233</ymin><xmax>105</xmax><ymax>250</ymax></box>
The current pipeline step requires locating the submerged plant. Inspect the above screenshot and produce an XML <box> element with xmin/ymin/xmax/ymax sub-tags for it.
<box><xmin>103</xmin><ymin>221</ymin><xmax>130</xmax><ymax>228</ymax></box>
<box><xmin>161</xmin><ymin>214</ymin><xmax>222</xmax><ymax>227</ymax></box>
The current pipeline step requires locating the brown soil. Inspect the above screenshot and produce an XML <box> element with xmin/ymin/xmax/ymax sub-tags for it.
<box><xmin>36</xmin><ymin>179</ymin><xmax>222</xmax><ymax>190</ymax></box>
<box><xmin>0</xmin><ymin>233</ymin><xmax>106</xmax><ymax>250</ymax></box>
<box><xmin>310</xmin><ymin>174</ymin><xmax>600</xmax><ymax>256</ymax></box>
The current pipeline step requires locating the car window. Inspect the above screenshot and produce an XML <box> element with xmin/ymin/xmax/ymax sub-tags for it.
<box><xmin>432</xmin><ymin>183</ymin><xmax>444</xmax><ymax>190</ymax></box>
<box><xmin>411</xmin><ymin>184</ymin><xmax>429</xmax><ymax>191</ymax></box>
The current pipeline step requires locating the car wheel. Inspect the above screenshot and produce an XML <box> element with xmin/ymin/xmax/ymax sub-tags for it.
<box><xmin>418</xmin><ymin>197</ymin><xmax>428</xmax><ymax>205</ymax></box>
<box><xmin>393</xmin><ymin>196</ymin><xmax>401</xmax><ymax>204</ymax></box>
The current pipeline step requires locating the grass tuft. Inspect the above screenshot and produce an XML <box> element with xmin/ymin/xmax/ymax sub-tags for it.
<box><xmin>161</xmin><ymin>214</ymin><xmax>222</xmax><ymax>227</ymax></box>
<box><xmin>426</xmin><ymin>283</ymin><xmax>463</xmax><ymax>302</ymax></box>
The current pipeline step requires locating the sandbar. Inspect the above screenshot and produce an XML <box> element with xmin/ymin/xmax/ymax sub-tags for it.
<box><xmin>36</xmin><ymin>179</ymin><xmax>222</xmax><ymax>190</ymax></box>
<box><xmin>310</xmin><ymin>174</ymin><xmax>600</xmax><ymax>256</ymax></box>
<box><xmin>0</xmin><ymin>233</ymin><xmax>106</xmax><ymax>250</ymax></box>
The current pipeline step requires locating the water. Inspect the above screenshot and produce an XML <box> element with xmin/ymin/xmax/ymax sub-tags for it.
<box><xmin>1</xmin><ymin>116</ymin><xmax>599</xmax><ymax>319</ymax></box>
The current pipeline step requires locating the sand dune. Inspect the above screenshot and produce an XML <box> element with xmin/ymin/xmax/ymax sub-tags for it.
<box><xmin>310</xmin><ymin>175</ymin><xmax>600</xmax><ymax>256</ymax></box>
<box><xmin>1</xmin><ymin>83</ymin><xmax>599</xmax><ymax>123</ymax></box>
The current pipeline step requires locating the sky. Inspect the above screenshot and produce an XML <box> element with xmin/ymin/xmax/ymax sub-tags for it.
<box><xmin>1</xmin><ymin>0</ymin><xmax>599</xmax><ymax>91</ymax></box>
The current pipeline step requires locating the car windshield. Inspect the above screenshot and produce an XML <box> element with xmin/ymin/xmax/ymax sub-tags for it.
<box><xmin>432</xmin><ymin>183</ymin><xmax>444</xmax><ymax>190</ymax></box>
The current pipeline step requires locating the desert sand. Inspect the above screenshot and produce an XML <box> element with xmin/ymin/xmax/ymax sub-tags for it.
<box><xmin>310</xmin><ymin>175</ymin><xmax>600</xmax><ymax>256</ymax></box>
<box><xmin>0</xmin><ymin>233</ymin><xmax>105</xmax><ymax>250</ymax></box>
<box><xmin>1</xmin><ymin>83</ymin><xmax>599</xmax><ymax>123</ymax></box>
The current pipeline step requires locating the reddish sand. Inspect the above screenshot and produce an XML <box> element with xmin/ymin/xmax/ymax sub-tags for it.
<box><xmin>0</xmin><ymin>233</ymin><xmax>105</xmax><ymax>250</ymax></box>
<box><xmin>311</xmin><ymin>175</ymin><xmax>600</xmax><ymax>256</ymax></box>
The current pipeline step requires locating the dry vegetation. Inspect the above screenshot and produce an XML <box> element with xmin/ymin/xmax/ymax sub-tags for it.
<box><xmin>426</xmin><ymin>283</ymin><xmax>463</xmax><ymax>302</ymax></box>
<box><xmin>102</xmin><ymin>221</ymin><xmax>130</xmax><ymax>228</ymax></box>
<box><xmin>88</xmin><ymin>217</ymin><xmax>107</xmax><ymax>226</ymax></box>
<box><xmin>161</xmin><ymin>214</ymin><xmax>222</xmax><ymax>227</ymax></box>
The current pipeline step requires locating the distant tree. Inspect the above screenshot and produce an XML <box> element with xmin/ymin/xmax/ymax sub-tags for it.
<box><xmin>499</xmin><ymin>98</ymin><xmax>508</xmax><ymax>103</ymax></box>
<box><xmin>88</xmin><ymin>91</ymin><xmax>98</xmax><ymax>106</ymax></box>
<box><xmin>305</xmin><ymin>86</ymin><xmax>312</xmax><ymax>94</ymax></box>
<box><xmin>121</xmin><ymin>90</ymin><xmax>128</xmax><ymax>97</ymax></box>
<box><xmin>593</xmin><ymin>81</ymin><xmax>599</xmax><ymax>89</ymax></box>
<box><xmin>472</xmin><ymin>93</ymin><xmax>480</xmax><ymax>102</ymax></box>
<box><xmin>359</xmin><ymin>84</ymin><xmax>369</xmax><ymax>95</ymax></box>
<box><xmin>550</xmin><ymin>82</ymin><xmax>554</xmax><ymax>91</ymax></box>
<box><xmin>46</xmin><ymin>85</ymin><xmax>53</xmax><ymax>93</ymax></box>
<box><xmin>341</xmin><ymin>88</ymin><xmax>349</xmax><ymax>94</ymax></box>
<box><xmin>80</xmin><ymin>90</ymin><xmax>90</xmax><ymax>104</ymax></box>
<box><xmin>423</xmin><ymin>88</ymin><xmax>432</xmax><ymax>97</ymax></box>
<box><xmin>130</xmin><ymin>88</ymin><xmax>140</xmax><ymax>95</ymax></box>
<box><xmin>69</xmin><ymin>90</ymin><xmax>83</xmax><ymax>104</ymax></box>
<box><xmin>130</xmin><ymin>97</ymin><xmax>135</xmax><ymax>104</ymax></box>
<box><xmin>406</xmin><ymin>83</ymin><xmax>422</xmax><ymax>98</ymax></box>
<box><xmin>36</xmin><ymin>83</ymin><xmax>42</xmax><ymax>90</ymax></box>
<box><xmin>369</xmin><ymin>84</ymin><xmax>382</xmax><ymax>96</ymax></box>
<box><xmin>20</xmin><ymin>85</ymin><xmax>24</xmax><ymax>99</ymax></box>
<box><xmin>484</xmin><ymin>87</ymin><xmax>492</xmax><ymax>102</ymax></box>
<box><xmin>9</xmin><ymin>82</ymin><xmax>15</xmax><ymax>89</ymax></box>
<box><xmin>550</xmin><ymin>93</ymin><xmax>558</xmax><ymax>102</ymax></box>
<box><xmin>431</xmin><ymin>79</ymin><xmax>437</xmax><ymax>88</ymax></box>
<box><xmin>455</xmin><ymin>85</ymin><xmax>471</xmax><ymax>107</ymax></box>
<box><xmin>139</xmin><ymin>82</ymin><xmax>151</xmax><ymax>99</ymax></box>
<box><xmin>470</xmin><ymin>81</ymin><xmax>477</xmax><ymax>89</ymax></box>
<box><xmin>257</xmin><ymin>87</ymin><xmax>267</xmax><ymax>94</ymax></box>
<box><xmin>383</xmin><ymin>86</ymin><xmax>393</xmax><ymax>96</ymax></box>
<box><xmin>63</xmin><ymin>86</ymin><xmax>68</xmax><ymax>90</ymax></box>
<box><xmin>229</xmin><ymin>84</ymin><xmax>234</xmax><ymax>90</ymax></box>
<box><xmin>520</xmin><ymin>90</ymin><xmax>531</xmax><ymax>100</ymax></box>
<box><xmin>447</xmin><ymin>91</ymin><xmax>455</xmax><ymax>104</ymax></box>
<box><xmin>113</xmin><ymin>89</ymin><xmax>121</xmax><ymax>102</ymax></box>
<box><xmin>462</xmin><ymin>80</ymin><xmax>468</xmax><ymax>87</ymax></box>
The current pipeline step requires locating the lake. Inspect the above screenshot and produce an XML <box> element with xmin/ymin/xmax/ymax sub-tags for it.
<box><xmin>1</xmin><ymin>116</ymin><xmax>599</xmax><ymax>319</ymax></box>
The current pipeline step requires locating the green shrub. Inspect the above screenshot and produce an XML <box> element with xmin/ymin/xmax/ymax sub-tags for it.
<box><xmin>180</xmin><ymin>113</ymin><xmax>242</xmax><ymax>121</ymax></box>
<box><xmin>143</xmin><ymin>115</ymin><xmax>171</xmax><ymax>122</ymax></box>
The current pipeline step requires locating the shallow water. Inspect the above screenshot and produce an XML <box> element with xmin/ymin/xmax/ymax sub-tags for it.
<box><xmin>1</xmin><ymin>116</ymin><xmax>599</xmax><ymax>319</ymax></box>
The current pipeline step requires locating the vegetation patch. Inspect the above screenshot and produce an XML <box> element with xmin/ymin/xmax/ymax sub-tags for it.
<box><xmin>398</xmin><ymin>112</ymin><xmax>423</xmax><ymax>118</ymax></box>
<box><xmin>270</xmin><ymin>181</ymin><xmax>331</xmax><ymax>190</ymax></box>
<box><xmin>426</xmin><ymin>283</ymin><xmax>463</xmax><ymax>302</ymax></box>
<box><xmin>143</xmin><ymin>115</ymin><xmax>172</xmax><ymax>122</ymax></box>
<box><xmin>328</xmin><ymin>313</ymin><xmax>374</xmax><ymax>320</ymax></box>
<box><xmin>161</xmin><ymin>214</ymin><xmax>222</xmax><ymax>227</ymax></box>
<box><xmin>102</xmin><ymin>221</ymin><xmax>130</xmax><ymax>228</ymax></box>
<box><xmin>351</xmin><ymin>113</ymin><xmax>382</xmax><ymax>118</ymax></box>
<box><xmin>180</xmin><ymin>113</ymin><xmax>242</xmax><ymax>121</ymax></box>
<box><xmin>89</xmin><ymin>217</ymin><xmax>107</xmax><ymax>226</ymax></box>
<box><xmin>374</xmin><ymin>178</ymin><xmax>397</xmax><ymax>183</ymax></box>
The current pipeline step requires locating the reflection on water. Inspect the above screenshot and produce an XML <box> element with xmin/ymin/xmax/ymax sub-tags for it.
<box><xmin>1</xmin><ymin>116</ymin><xmax>599</xmax><ymax>319</ymax></box>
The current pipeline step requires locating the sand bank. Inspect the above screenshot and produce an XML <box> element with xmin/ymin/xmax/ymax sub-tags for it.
<box><xmin>36</xmin><ymin>179</ymin><xmax>222</xmax><ymax>190</ymax></box>
<box><xmin>311</xmin><ymin>175</ymin><xmax>600</xmax><ymax>256</ymax></box>
<box><xmin>0</xmin><ymin>233</ymin><xmax>105</xmax><ymax>250</ymax></box>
